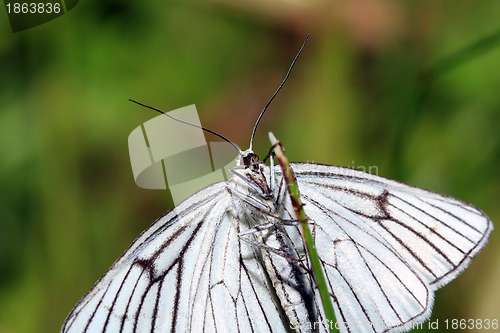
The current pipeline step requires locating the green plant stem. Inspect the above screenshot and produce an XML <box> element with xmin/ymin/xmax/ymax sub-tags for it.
<box><xmin>269</xmin><ymin>132</ymin><xmax>339</xmax><ymax>333</ymax></box>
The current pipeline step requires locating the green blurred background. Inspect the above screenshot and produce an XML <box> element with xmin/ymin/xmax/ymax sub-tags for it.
<box><xmin>1</xmin><ymin>1</ymin><xmax>499</xmax><ymax>332</ymax></box>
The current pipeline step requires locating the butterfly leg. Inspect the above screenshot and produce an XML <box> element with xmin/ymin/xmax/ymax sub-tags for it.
<box><xmin>237</xmin><ymin>217</ymin><xmax>303</xmax><ymax>235</ymax></box>
<box><xmin>229</xmin><ymin>167</ymin><xmax>267</xmax><ymax>196</ymax></box>
<box><xmin>239</xmin><ymin>233</ymin><xmax>309</xmax><ymax>269</ymax></box>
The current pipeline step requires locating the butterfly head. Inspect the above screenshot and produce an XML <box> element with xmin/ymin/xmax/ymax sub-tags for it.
<box><xmin>239</xmin><ymin>149</ymin><xmax>261</xmax><ymax>172</ymax></box>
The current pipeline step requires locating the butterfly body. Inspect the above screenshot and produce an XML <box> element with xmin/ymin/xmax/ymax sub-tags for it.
<box><xmin>229</xmin><ymin>153</ymin><xmax>323</xmax><ymax>332</ymax></box>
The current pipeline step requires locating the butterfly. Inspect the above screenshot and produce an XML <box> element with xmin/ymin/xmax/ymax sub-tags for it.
<box><xmin>61</xmin><ymin>37</ymin><xmax>493</xmax><ymax>333</ymax></box>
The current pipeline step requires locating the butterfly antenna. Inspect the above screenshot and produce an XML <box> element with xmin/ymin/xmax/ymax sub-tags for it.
<box><xmin>249</xmin><ymin>34</ymin><xmax>309</xmax><ymax>150</ymax></box>
<box><xmin>129</xmin><ymin>99</ymin><xmax>242</xmax><ymax>154</ymax></box>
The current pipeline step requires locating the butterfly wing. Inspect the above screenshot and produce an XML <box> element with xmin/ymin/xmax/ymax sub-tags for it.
<box><xmin>290</xmin><ymin>163</ymin><xmax>492</xmax><ymax>333</ymax></box>
<box><xmin>62</xmin><ymin>182</ymin><xmax>288</xmax><ymax>333</ymax></box>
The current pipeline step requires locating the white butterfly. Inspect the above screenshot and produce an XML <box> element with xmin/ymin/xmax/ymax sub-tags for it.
<box><xmin>61</xmin><ymin>141</ymin><xmax>492</xmax><ymax>332</ymax></box>
<box><xmin>62</xmin><ymin>38</ymin><xmax>492</xmax><ymax>333</ymax></box>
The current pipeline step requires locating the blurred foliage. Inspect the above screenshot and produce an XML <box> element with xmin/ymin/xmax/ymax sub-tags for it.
<box><xmin>1</xmin><ymin>1</ymin><xmax>499</xmax><ymax>332</ymax></box>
